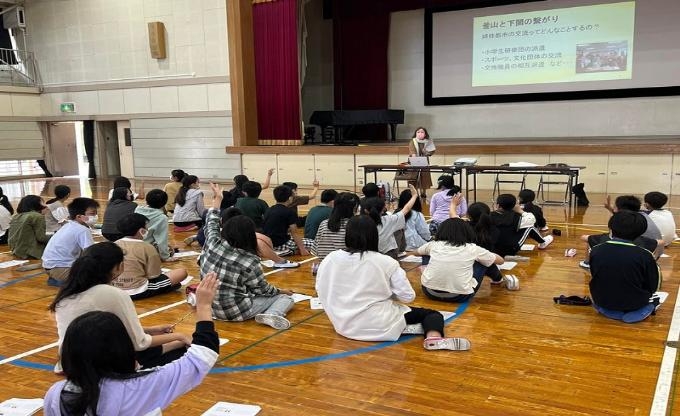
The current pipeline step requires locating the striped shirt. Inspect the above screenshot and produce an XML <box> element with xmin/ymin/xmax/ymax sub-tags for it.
<box><xmin>313</xmin><ymin>218</ymin><xmax>349</xmax><ymax>260</ymax></box>
<box><xmin>199</xmin><ymin>209</ymin><xmax>279</xmax><ymax>321</ymax></box>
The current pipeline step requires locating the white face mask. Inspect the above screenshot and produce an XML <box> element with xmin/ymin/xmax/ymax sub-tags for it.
<box><xmin>140</xmin><ymin>228</ymin><xmax>148</xmax><ymax>239</ymax></box>
<box><xmin>86</xmin><ymin>214</ymin><xmax>98</xmax><ymax>226</ymax></box>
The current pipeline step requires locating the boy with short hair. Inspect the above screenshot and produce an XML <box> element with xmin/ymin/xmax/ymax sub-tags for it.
<box><xmin>580</xmin><ymin>195</ymin><xmax>663</xmax><ymax>268</ymax></box>
<box><xmin>113</xmin><ymin>213</ymin><xmax>188</xmax><ymax>300</ymax></box>
<box><xmin>282</xmin><ymin>180</ymin><xmax>319</xmax><ymax>226</ymax></box>
<box><xmin>41</xmin><ymin>197</ymin><xmax>99</xmax><ymax>286</ymax></box>
<box><xmin>234</xmin><ymin>181</ymin><xmax>269</xmax><ymax>228</ymax></box>
<box><xmin>489</xmin><ymin>193</ymin><xmax>553</xmax><ymax>257</ymax></box>
<box><xmin>644</xmin><ymin>191</ymin><xmax>677</xmax><ymax>247</ymax></box>
<box><xmin>135</xmin><ymin>189</ymin><xmax>176</xmax><ymax>262</ymax></box>
<box><xmin>518</xmin><ymin>189</ymin><xmax>547</xmax><ymax>231</ymax></box>
<box><xmin>304</xmin><ymin>189</ymin><xmax>337</xmax><ymax>240</ymax></box>
<box><xmin>589</xmin><ymin>211</ymin><xmax>661</xmax><ymax>323</ymax></box>
<box><xmin>262</xmin><ymin>185</ymin><xmax>312</xmax><ymax>256</ymax></box>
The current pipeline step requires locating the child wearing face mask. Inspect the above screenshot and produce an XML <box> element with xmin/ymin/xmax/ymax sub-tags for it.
<box><xmin>112</xmin><ymin>213</ymin><xmax>188</xmax><ymax>300</ymax></box>
<box><xmin>41</xmin><ymin>197</ymin><xmax>100</xmax><ymax>287</ymax></box>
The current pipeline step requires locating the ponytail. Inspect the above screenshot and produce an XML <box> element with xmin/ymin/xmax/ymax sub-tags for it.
<box><xmin>361</xmin><ymin>197</ymin><xmax>385</xmax><ymax>227</ymax></box>
<box><xmin>175</xmin><ymin>175</ymin><xmax>199</xmax><ymax>207</ymax></box>
<box><xmin>49</xmin><ymin>242</ymin><xmax>124</xmax><ymax>312</ymax></box>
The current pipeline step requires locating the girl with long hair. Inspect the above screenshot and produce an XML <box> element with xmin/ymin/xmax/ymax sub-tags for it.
<box><xmin>428</xmin><ymin>175</ymin><xmax>467</xmax><ymax>235</ymax></box>
<box><xmin>316</xmin><ymin>215</ymin><xmax>470</xmax><ymax>351</ymax></box>
<box><xmin>44</xmin><ymin>274</ymin><xmax>219</xmax><ymax>415</ymax></box>
<box><xmin>49</xmin><ymin>242</ymin><xmax>192</xmax><ymax>370</ymax></box>
<box><xmin>44</xmin><ymin>185</ymin><xmax>71</xmax><ymax>233</ymax></box>
<box><xmin>361</xmin><ymin>184</ymin><xmax>418</xmax><ymax>258</ymax></box>
<box><xmin>101</xmin><ymin>187</ymin><xmax>137</xmax><ymax>241</ymax></box>
<box><xmin>172</xmin><ymin>175</ymin><xmax>205</xmax><ymax>231</ymax></box>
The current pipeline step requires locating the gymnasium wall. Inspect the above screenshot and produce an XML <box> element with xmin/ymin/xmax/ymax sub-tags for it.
<box><xmin>0</xmin><ymin>121</ymin><xmax>44</xmax><ymax>161</ymax></box>
<box><xmin>22</xmin><ymin>0</ymin><xmax>237</xmax><ymax>179</ymax></box>
<box><xmin>388</xmin><ymin>9</ymin><xmax>680</xmax><ymax>140</ymax></box>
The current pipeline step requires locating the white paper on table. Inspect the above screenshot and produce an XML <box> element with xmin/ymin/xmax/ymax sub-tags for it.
<box><xmin>399</xmin><ymin>255</ymin><xmax>422</xmax><ymax>263</ymax></box>
<box><xmin>498</xmin><ymin>261</ymin><xmax>517</xmax><ymax>271</ymax></box>
<box><xmin>520</xmin><ymin>244</ymin><xmax>535</xmax><ymax>251</ymax></box>
<box><xmin>219</xmin><ymin>338</ymin><xmax>229</xmax><ymax>346</ymax></box>
<box><xmin>173</xmin><ymin>250</ymin><xmax>201</xmax><ymax>258</ymax></box>
<box><xmin>0</xmin><ymin>398</ymin><xmax>44</xmax><ymax>416</ymax></box>
<box><xmin>201</xmin><ymin>402</ymin><xmax>261</xmax><ymax>416</ymax></box>
<box><xmin>310</xmin><ymin>297</ymin><xmax>324</xmax><ymax>310</ymax></box>
<box><xmin>0</xmin><ymin>260</ymin><xmax>29</xmax><ymax>269</ymax></box>
<box><xmin>180</xmin><ymin>275</ymin><xmax>195</xmax><ymax>286</ymax></box>
<box><xmin>291</xmin><ymin>293</ymin><xmax>313</xmax><ymax>303</ymax></box>
<box><xmin>509</xmin><ymin>162</ymin><xmax>538</xmax><ymax>167</ymax></box>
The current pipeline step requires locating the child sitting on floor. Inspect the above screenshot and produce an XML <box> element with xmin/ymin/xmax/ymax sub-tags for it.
<box><xmin>316</xmin><ymin>215</ymin><xmax>471</xmax><ymax>351</ymax></box>
<box><xmin>588</xmin><ymin>211</ymin><xmax>661</xmax><ymax>323</ymax></box>
<box><xmin>200</xmin><ymin>183</ymin><xmax>296</xmax><ymax>329</ymax></box>
<box><xmin>173</xmin><ymin>175</ymin><xmax>205</xmax><ymax>231</ymax></box>
<box><xmin>44</xmin><ymin>185</ymin><xmax>71</xmax><ymax>233</ymax></box>
<box><xmin>644</xmin><ymin>191</ymin><xmax>677</xmax><ymax>247</ymax></box>
<box><xmin>8</xmin><ymin>195</ymin><xmax>51</xmax><ymax>259</ymax></box>
<box><xmin>518</xmin><ymin>189</ymin><xmax>547</xmax><ymax>231</ymax></box>
<box><xmin>113</xmin><ymin>213</ymin><xmax>188</xmax><ymax>300</ymax></box>
<box><xmin>135</xmin><ymin>189</ymin><xmax>176</xmax><ymax>262</ymax></box>
<box><xmin>163</xmin><ymin>169</ymin><xmax>186</xmax><ymax>213</ymax></box>
<box><xmin>490</xmin><ymin>193</ymin><xmax>553</xmax><ymax>257</ymax></box>
<box><xmin>262</xmin><ymin>185</ymin><xmax>312</xmax><ymax>256</ymax></box>
<box><xmin>234</xmin><ymin>180</ymin><xmax>269</xmax><ymax>229</ymax></box>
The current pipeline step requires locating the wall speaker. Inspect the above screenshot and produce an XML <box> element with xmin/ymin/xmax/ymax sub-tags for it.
<box><xmin>147</xmin><ymin>22</ymin><xmax>167</xmax><ymax>59</ymax></box>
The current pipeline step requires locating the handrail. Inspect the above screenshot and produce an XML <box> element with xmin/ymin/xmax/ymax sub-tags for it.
<box><xmin>0</xmin><ymin>47</ymin><xmax>41</xmax><ymax>88</ymax></box>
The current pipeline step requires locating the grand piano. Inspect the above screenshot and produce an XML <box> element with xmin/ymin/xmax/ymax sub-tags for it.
<box><xmin>309</xmin><ymin>109</ymin><xmax>405</xmax><ymax>143</ymax></box>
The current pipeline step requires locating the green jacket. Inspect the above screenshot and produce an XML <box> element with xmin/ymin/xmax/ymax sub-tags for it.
<box><xmin>8</xmin><ymin>211</ymin><xmax>51</xmax><ymax>259</ymax></box>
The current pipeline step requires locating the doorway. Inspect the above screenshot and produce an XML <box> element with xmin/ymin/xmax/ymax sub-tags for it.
<box><xmin>48</xmin><ymin>122</ymin><xmax>86</xmax><ymax>177</ymax></box>
<box><xmin>116</xmin><ymin>121</ymin><xmax>134</xmax><ymax>178</ymax></box>
<box><xmin>96</xmin><ymin>121</ymin><xmax>122</xmax><ymax>179</ymax></box>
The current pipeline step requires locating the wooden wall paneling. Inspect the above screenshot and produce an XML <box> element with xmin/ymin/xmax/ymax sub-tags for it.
<box><xmin>277</xmin><ymin>154</ymin><xmax>316</xmax><ymax>185</ymax></box>
<box><xmin>242</xmin><ymin>154</ymin><xmax>279</xmax><ymax>186</ymax></box>
<box><xmin>313</xmin><ymin>154</ymin><xmax>356</xmax><ymax>189</ymax></box>
<box><xmin>606</xmin><ymin>155</ymin><xmax>672</xmax><ymax>195</ymax></box>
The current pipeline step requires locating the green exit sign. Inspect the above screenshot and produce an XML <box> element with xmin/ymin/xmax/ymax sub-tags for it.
<box><xmin>60</xmin><ymin>102</ymin><xmax>76</xmax><ymax>113</ymax></box>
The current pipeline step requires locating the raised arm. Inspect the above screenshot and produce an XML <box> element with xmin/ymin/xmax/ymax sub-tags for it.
<box><xmin>449</xmin><ymin>193</ymin><xmax>463</xmax><ymax>218</ymax></box>
<box><xmin>398</xmin><ymin>184</ymin><xmax>420</xmax><ymax>217</ymax></box>
<box><xmin>308</xmin><ymin>179</ymin><xmax>320</xmax><ymax>200</ymax></box>
<box><xmin>262</xmin><ymin>168</ymin><xmax>275</xmax><ymax>190</ymax></box>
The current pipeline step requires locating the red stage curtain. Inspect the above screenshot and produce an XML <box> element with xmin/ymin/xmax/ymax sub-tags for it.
<box><xmin>253</xmin><ymin>0</ymin><xmax>302</xmax><ymax>145</ymax></box>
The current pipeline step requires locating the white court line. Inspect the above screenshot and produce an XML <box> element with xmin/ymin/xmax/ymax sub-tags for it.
<box><xmin>650</xmin><ymin>286</ymin><xmax>680</xmax><ymax>415</ymax></box>
<box><xmin>0</xmin><ymin>256</ymin><xmax>319</xmax><ymax>366</ymax></box>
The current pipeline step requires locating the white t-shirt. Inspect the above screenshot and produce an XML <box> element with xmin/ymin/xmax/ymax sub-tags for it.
<box><xmin>41</xmin><ymin>220</ymin><xmax>94</xmax><ymax>269</ymax></box>
<box><xmin>648</xmin><ymin>209</ymin><xmax>677</xmax><ymax>247</ymax></box>
<box><xmin>316</xmin><ymin>250</ymin><xmax>414</xmax><ymax>342</ymax></box>
<box><xmin>417</xmin><ymin>241</ymin><xmax>497</xmax><ymax>295</ymax></box>
<box><xmin>378</xmin><ymin>211</ymin><xmax>405</xmax><ymax>253</ymax></box>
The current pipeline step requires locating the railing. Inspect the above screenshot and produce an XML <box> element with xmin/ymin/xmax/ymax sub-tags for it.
<box><xmin>0</xmin><ymin>48</ymin><xmax>41</xmax><ymax>88</ymax></box>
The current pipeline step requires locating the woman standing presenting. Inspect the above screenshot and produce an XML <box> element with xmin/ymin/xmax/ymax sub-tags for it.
<box><xmin>408</xmin><ymin>127</ymin><xmax>436</xmax><ymax>199</ymax></box>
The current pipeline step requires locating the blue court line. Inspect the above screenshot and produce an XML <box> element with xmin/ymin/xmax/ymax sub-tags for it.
<box><xmin>0</xmin><ymin>270</ymin><xmax>46</xmax><ymax>288</ymax></box>
<box><xmin>0</xmin><ymin>302</ymin><xmax>469</xmax><ymax>373</ymax></box>
<box><xmin>209</xmin><ymin>301</ymin><xmax>469</xmax><ymax>374</ymax></box>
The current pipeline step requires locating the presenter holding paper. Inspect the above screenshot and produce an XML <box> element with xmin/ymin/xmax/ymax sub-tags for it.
<box><xmin>408</xmin><ymin>127</ymin><xmax>436</xmax><ymax>199</ymax></box>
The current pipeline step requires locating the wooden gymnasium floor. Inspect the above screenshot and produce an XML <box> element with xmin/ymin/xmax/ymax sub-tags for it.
<box><xmin>0</xmin><ymin>177</ymin><xmax>679</xmax><ymax>415</ymax></box>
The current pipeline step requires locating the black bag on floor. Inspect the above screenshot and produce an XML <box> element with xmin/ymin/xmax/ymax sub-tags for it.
<box><xmin>572</xmin><ymin>183</ymin><xmax>589</xmax><ymax>206</ymax></box>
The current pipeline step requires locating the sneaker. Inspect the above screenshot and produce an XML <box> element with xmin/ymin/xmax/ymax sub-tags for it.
<box><xmin>579</xmin><ymin>260</ymin><xmax>590</xmax><ymax>269</ymax></box>
<box><xmin>538</xmin><ymin>234</ymin><xmax>554</xmax><ymax>249</ymax></box>
<box><xmin>255</xmin><ymin>313</ymin><xmax>291</xmax><ymax>330</ymax></box>
<box><xmin>423</xmin><ymin>337</ymin><xmax>471</xmax><ymax>351</ymax></box>
<box><xmin>402</xmin><ymin>324</ymin><xmax>424</xmax><ymax>335</ymax></box>
<box><xmin>273</xmin><ymin>260</ymin><xmax>300</xmax><ymax>269</ymax></box>
<box><xmin>503</xmin><ymin>274</ymin><xmax>520</xmax><ymax>291</ymax></box>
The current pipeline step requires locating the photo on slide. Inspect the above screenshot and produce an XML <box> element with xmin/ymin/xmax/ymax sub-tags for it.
<box><xmin>575</xmin><ymin>41</ymin><xmax>628</xmax><ymax>74</ymax></box>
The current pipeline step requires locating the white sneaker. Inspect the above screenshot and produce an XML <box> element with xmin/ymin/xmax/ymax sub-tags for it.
<box><xmin>423</xmin><ymin>337</ymin><xmax>471</xmax><ymax>351</ymax></box>
<box><xmin>273</xmin><ymin>260</ymin><xmax>300</xmax><ymax>269</ymax></box>
<box><xmin>255</xmin><ymin>313</ymin><xmax>291</xmax><ymax>330</ymax></box>
<box><xmin>579</xmin><ymin>260</ymin><xmax>590</xmax><ymax>269</ymax></box>
<box><xmin>503</xmin><ymin>274</ymin><xmax>520</xmax><ymax>291</ymax></box>
<box><xmin>538</xmin><ymin>234</ymin><xmax>554</xmax><ymax>249</ymax></box>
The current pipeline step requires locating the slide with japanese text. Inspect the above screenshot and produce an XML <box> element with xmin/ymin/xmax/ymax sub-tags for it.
<box><xmin>472</xmin><ymin>2</ymin><xmax>635</xmax><ymax>87</ymax></box>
